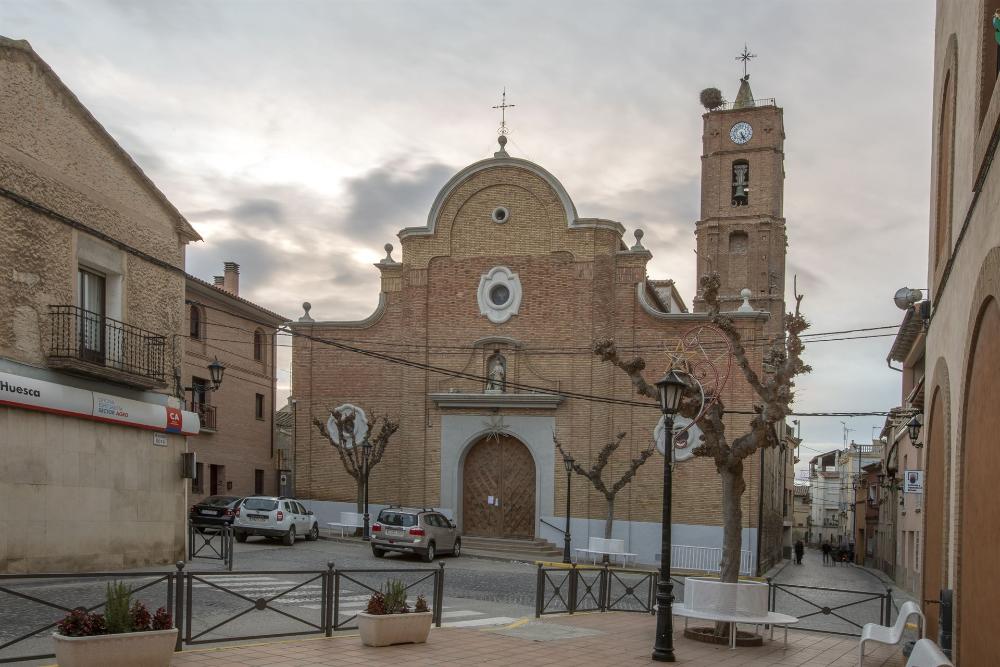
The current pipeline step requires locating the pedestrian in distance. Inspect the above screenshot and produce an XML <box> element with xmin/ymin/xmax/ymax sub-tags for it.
<box><xmin>821</xmin><ymin>541</ymin><xmax>831</xmax><ymax>565</ymax></box>
<box><xmin>794</xmin><ymin>539</ymin><xmax>804</xmax><ymax>565</ymax></box>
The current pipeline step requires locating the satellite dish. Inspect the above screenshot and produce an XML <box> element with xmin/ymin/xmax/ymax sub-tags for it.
<box><xmin>893</xmin><ymin>287</ymin><xmax>922</xmax><ymax>310</ymax></box>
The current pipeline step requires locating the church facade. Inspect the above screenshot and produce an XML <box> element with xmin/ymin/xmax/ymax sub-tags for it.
<box><xmin>291</xmin><ymin>82</ymin><xmax>792</xmax><ymax>571</ymax></box>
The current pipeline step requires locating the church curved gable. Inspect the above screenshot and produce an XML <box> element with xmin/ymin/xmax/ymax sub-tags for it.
<box><xmin>399</xmin><ymin>157</ymin><xmax>579</xmax><ymax>238</ymax></box>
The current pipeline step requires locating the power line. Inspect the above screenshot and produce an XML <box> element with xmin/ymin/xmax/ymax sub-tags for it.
<box><xmin>190</xmin><ymin>300</ymin><xmax>900</xmax><ymax>418</ymax></box>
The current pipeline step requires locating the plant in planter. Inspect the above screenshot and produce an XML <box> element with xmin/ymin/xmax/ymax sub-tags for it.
<box><xmin>52</xmin><ymin>581</ymin><xmax>177</xmax><ymax>667</ymax></box>
<box><xmin>357</xmin><ymin>579</ymin><xmax>433</xmax><ymax>647</ymax></box>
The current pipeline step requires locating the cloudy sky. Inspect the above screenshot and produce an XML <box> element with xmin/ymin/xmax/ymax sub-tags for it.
<box><xmin>2</xmin><ymin>1</ymin><xmax>934</xmax><ymax>463</ymax></box>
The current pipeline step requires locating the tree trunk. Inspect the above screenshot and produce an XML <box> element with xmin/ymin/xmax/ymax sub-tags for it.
<box><xmin>604</xmin><ymin>496</ymin><xmax>615</xmax><ymax>540</ymax></box>
<box><xmin>719</xmin><ymin>461</ymin><xmax>746</xmax><ymax>584</ymax></box>
<box><xmin>355</xmin><ymin>476</ymin><xmax>365</xmax><ymax>537</ymax></box>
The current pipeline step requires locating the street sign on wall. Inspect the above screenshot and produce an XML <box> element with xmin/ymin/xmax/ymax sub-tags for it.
<box><xmin>903</xmin><ymin>469</ymin><xmax>924</xmax><ymax>494</ymax></box>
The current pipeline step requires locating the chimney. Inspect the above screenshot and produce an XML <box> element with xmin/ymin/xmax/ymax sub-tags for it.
<box><xmin>223</xmin><ymin>262</ymin><xmax>240</xmax><ymax>296</ymax></box>
<box><xmin>213</xmin><ymin>276</ymin><xmax>225</xmax><ymax>287</ymax></box>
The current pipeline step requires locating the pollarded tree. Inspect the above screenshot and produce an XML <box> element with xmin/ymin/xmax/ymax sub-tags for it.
<box><xmin>313</xmin><ymin>407</ymin><xmax>399</xmax><ymax>526</ymax></box>
<box><xmin>594</xmin><ymin>272</ymin><xmax>810</xmax><ymax>583</ymax></box>
<box><xmin>554</xmin><ymin>431</ymin><xmax>656</xmax><ymax>548</ymax></box>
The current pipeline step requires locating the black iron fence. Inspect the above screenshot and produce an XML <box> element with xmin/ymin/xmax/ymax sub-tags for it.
<box><xmin>188</xmin><ymin>524</ymin><xmax>234</xmax><ymax>570</ymax></box>
<box><xmin>767</xmin><ymin>580</ymin><xmax>893</xmax><ymax>637</ymax></box>
<box><xmin>48</xmin><ymin>305</ymin><xmax>167</xmax><ymax>382</ymax></box>
<box><xmin>535</xmin><ymin>564</ymin><xmax>671</xmax><ymax>617</ymax></box>
<box><xmin>0</xmin><ymin>563</ymin><xmax>444</xmax><ymax>664</ymax></box>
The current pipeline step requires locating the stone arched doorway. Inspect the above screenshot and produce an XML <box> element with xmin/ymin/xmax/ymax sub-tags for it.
<box><xmin>462</xmin><ymin>434</ymin><xmax>536</xmax><ymax>539</ymax></box>
<box><xmin>958</xmin><ymin>297</ymin><xmax>1000</xmax><ymax>664</ymax></box>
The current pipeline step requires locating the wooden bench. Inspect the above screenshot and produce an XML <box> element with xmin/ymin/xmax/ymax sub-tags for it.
<box><xmin>327</xmin><ymin>511</ymin><xmax>364</xmax><ymax>537</ymax></box>
<box><xmin>672</xmin><ymin>577</ymin><xmax>798</xmax><ymax>649</ymax></box>
<box><xmin>574</xmin><ymin>537</ymin><xmax>637</xmax><ymax>566</ymax></box>
<box><xmin>859</xmin><ymin>600</ymin><xmax>925</xmax><ymax>666</ymax></box>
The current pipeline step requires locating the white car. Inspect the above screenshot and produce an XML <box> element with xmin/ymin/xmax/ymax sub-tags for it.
<box><xmin>233</xmin><ymin>496</ymin><xmax>319</xmax><ymax>545</ymax></box>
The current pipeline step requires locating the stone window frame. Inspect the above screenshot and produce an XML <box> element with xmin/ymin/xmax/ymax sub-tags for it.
<box><xmin>253</xmin><ymin>328</ymin><xmax>265</xmax><ymax>362</ymax></box>
<box><xmin>477</xmin><ymin>266</ymin><xmax>522</xmax><ymax>324</ymax></box>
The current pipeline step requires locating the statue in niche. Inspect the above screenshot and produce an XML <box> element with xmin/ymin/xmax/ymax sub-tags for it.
<box><xmin>485</xmin><ymin>351</ymin><xmax>506</xmax><ymax>393</ymax></box>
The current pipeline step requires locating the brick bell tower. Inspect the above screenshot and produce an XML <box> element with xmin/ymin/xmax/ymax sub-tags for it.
<box><xmin>693</xmin><ymin>74</ymin><xmax>787</xmax><ymax>338</ymax></box>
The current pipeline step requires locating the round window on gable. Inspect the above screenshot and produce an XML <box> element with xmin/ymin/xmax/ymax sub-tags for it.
<box><xmin>491</xmin><ymin>207</ymin><xmax>510</xmax><ymax>224</ymax></box>
<box><xmin>489</xmin><ymin>283</ymin><xmax>511</xmax><ymax>307</ymax></box>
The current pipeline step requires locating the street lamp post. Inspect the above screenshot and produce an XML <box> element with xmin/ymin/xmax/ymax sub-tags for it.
<box><xmin>362</xmin><ymin>441</ymin><xmax>372</xmax><ymax>540</ymax></box>
<box><xmin>651</xmin><ymin>369</ymin><xmax>688</xmax><ymax>663</ymax></box>
<box><xmin>562</xmin><ymin>453</ymin><xmax>575</xmax><ymax>564</ymax></box>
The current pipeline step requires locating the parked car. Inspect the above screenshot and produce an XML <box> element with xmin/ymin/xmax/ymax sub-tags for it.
<box><xmin>189</xmin><ymin>496</ymin><xmax>243</xmax><ymax>527</ymax></box>
<box><xmin>233</xmin><ymin>496</ymin><xmax>319</xmax><ymax>545</ymax></box>
<box><xmin>370</xmin><ymin>507</ymin><xmax>460</xmax><ymax>562</ymax></box>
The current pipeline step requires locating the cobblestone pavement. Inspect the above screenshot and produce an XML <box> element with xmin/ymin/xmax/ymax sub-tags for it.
<box><xmin>162</xmin><ymin>611</ymin><xmax>906</xmax><ymax>667</ymax></box>
<box><xmin>771</xmin><ymin>547</ymin><xmax>917</xmax><ymax>640</ymax></box>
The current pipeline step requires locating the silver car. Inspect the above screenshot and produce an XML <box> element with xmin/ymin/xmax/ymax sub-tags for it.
<box><xmin>370</xmin><ymin>507</ymin><xmax>460</xmax><ymax>562</ymax></box>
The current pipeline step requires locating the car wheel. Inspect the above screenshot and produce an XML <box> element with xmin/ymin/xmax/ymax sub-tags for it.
<box><xmin>423</xmin><ymin>542</ymin><xmax>436</xmax><ymax>563</ymax></box>
<box><xmin>283</xmin><ymin>525</ymin><xmax>296</xmax><ymax>546</ymax></box>
<box><xmin>235</xmin><ymin>531</ymin><xmax>248</xmax><ymax>543</ymax></box>
<box><xmin>452</xmin><ymin>538</ymin><xmax>461</xmax><ymax>557</ymax></box>
<box><xmin>372</xmin><ymin>546</ymin><xmax>386</xmax><ymax>558</ymax></box>
<box><xmin>308</xmin><ymin>523</ymin><xmax>319</xmax><ymax>541</ymax></box>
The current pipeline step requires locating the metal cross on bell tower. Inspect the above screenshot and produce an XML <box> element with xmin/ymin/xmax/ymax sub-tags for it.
<box><xmin>492</xmin><ymin>87</ymin><xmax>516</xmax><ymax>136</ymax></box>
<box><xmin>736</xmin><ymin>44</ymin><xmax>757</xmax><ymax>79</ymax></box>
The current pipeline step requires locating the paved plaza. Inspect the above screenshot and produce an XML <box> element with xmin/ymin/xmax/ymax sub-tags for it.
<box><xmin>163</xmin><ymin>611</ymin><xmax>906</xmax><ymax>666</ymax></box>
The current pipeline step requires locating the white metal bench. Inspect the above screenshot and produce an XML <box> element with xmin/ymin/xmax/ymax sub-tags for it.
<box><xmin>671</xmin><ymin>577</ymin><xmax>799</xmax><ymax>649</ymax></box>
<box><xmin>574</xmin><ymin>537</ymin><xmax>637</xmax><ymax>566</ymax></box>
<box><xmin>326</xmin><ymin>511</ymin><xmax>364</xmax><ymax>537</ymax></box>
<box><xmin>904</xmin><ymin>638</ymin><xmax>952</xmax><ymax>667</ymax></box>
<box><xmin>859</xmin><ymin>600</ymin><xmax>925</xmax><ymax>666</ymax></box>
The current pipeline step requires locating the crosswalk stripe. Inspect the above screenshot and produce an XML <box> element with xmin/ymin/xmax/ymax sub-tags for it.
<box><xmin>443</xmin><ymin>616</ymin><xmax>518</xmax><ymax>628</ymax></box>
<box><xmin>196</xmin><ymin>577</ymin><xmax>283</xmax><ymax>583</ymax></box>
<box><xmin>192</xmin><ymin>583</ymin><xmax>322</xmax><ymax>590</ymax></box>
<box><xmin>440</xmin><ymin>610</ymin><xmax>484</xmax><ymax>619</ymax></box>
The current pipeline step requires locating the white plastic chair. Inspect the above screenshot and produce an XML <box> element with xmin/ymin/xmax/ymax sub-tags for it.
<box><xmin>859</xmin><ymin>600</ymin><xmax>925</xmax><ymax>665</ymax></box>
<box><xmin>904</xmin><ymin>638</ymin><xmax>952</xmax><ymax>667</ymax></box>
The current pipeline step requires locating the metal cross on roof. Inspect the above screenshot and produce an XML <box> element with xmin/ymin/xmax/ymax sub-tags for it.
<box><xmin>736</xmin><ymin>44</ymin><xmax>757</xmax><ymax>78</ymax></box>
<box><xmin>492</xmin><ymin>87</ymin><xmax>516</xmax><ymax>136</ymax></box>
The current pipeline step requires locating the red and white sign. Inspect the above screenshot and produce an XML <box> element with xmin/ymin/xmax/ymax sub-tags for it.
<box><xmin>0</xmin><ymin>371</ymin><xmax>199</xmax><ymax>435</ymax></box>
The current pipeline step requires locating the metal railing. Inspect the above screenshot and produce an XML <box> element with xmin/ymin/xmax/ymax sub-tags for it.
<box><xmin>0</xmin><ymin>563</ymin><xmax>444</xmax><ymax>663</ymax></box>
<box><xmin>671</xmin><ymin>545</ymin><xmax>754</xmax><ymax>576</ymax></box>
<box><xmin>192</xmin><ymin>402</ymin><xmax>217</xmax><ymax>430</ymax></box>
<box><xmin>716</xmin><ymin>97</ymin><xmax>777</xmax><ymax>111</ymax></box>
<box><xmin>48</xmin><ymin>305</ymin><xmax>166</xmax><ymax>382</ymax></box>
<box><xmin>768</xmin><ymin>580</ymin><xmax>893</xmax><ymax>637</ymax></box>
<box><xmin>188</xmin><ymin>524</ymin><xmax>234</xmax><ymax>570</ymax></box>
<box><xmin>535</xmin><ymin>564</ymin><xmax>668</xmax><ymax>617</ymax></box>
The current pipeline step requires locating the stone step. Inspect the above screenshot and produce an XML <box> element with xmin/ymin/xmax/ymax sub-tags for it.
<box><xmin>462</xmin><ymin>536</ymin><xmax>562</xmax><ymax>555</ymax></box>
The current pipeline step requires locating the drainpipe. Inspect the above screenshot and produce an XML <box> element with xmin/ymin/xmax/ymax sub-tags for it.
<box><xmin>756</xmin><ymin>447</ymin><xmax>765</xmax><ymax>575</ymax></box>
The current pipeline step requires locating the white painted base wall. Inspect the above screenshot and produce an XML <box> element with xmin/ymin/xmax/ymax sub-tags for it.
<box><xmin>299</xmin><ymin>498</ymin><xmax>757</xmax><ymax>573</ymax></box>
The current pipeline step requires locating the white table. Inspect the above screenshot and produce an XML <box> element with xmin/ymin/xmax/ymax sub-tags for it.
<box><xmin>671</xmin><ymin>603</ymin><xmax>799</xmax><ymax>649</ymax></box>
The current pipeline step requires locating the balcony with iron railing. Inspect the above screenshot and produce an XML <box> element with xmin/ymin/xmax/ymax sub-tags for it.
<box><xmin>715</xmin><ymin>97</ymin><xmax>777</xmax><ymax>111</ymax></box>
<box><xmin>192</xmin><ymin>402</ymin><xmax>217</xmax><ymax>431</ymax></box>
<box><xmin>47</xmin><ymin>305</ymin><xmax>168</xmax><ymax>390</ymax></box>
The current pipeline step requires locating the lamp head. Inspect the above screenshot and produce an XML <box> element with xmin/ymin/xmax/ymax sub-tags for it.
<box><xmin>907</xmin><ymin>414</ymin><xmax>923</xmax><ymax>448</ymax></box>
<box><xmin>563</xmin><ymin>454</ymin><xmax>575</xmax><ymax>473</ymax></box>
<box><xmin>208</xmin><ymin>357</ymin><xmax>226</xmax><ymax>390</ymax></box>
<box><xmin>655</xmin><ymin>369</ymin><xmax>688</xmax><ymax>415</ymax></box>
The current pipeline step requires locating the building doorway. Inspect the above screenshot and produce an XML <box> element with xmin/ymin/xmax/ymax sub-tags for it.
<box><xmin>462</xmin><ymin>434</ymin><xmax>535</xmax><ymax>539</ymax></box>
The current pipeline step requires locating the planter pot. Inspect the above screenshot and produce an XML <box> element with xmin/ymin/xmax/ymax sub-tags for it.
<box><xmin>358</xmin><ymin>612</ymin><xmax>432</xmax><ymax>647</ymax></box>
<box><xmin>52</xmin><ymin>628</ymin><xmax>177</xmax><ymax>667</ymax></box>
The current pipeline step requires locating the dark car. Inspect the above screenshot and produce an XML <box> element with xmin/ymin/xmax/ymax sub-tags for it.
<box><xmin>189</xmin><ymin>496</ymin><xmax>243</xmax><ymax>527</ymax></box>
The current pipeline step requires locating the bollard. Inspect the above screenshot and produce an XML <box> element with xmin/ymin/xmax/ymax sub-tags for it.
<box><xmin>435</xmin><ymin>562</ymin><xmax>445</xmax><ymax>627</ymax></box>
<box><xmin>324</xmin><ymin>561</ymin><xmax>335</xmax><ymax>636</ymax></box>
<box><xmin>535</xmin><ymin>563</ymin><xmax>544</xmax><ymax>617</ymax></box>
<box><xmin>173</xmin><ymin>561</ymin><xmax>185</xmax><ymax>651</ymax></box>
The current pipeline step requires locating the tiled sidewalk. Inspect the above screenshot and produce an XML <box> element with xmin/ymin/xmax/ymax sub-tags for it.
<box><xmin>169</xmin><ymin>612</ymin><xmax>906</xmax><ymax>666</ymax></box>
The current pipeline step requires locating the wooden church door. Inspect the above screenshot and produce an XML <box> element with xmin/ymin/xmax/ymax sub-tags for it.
<box><xmin>462</xmin><ymin>435</ymin><xmax>535</xmax><ymax>539</ymax></box>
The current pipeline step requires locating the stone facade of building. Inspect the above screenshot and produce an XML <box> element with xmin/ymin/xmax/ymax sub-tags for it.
<box><xmin>0</xmin><ymin>37</ymin><xmax>200</xmax><ymax>572</ymax></box>
<box><xmin>290</xmin><ymin>83</ymin><xmax>793</xmax><ymax>571</ymax></box>
<box><xmin>919</xmin><ymin>4</ymin><xmax>1000</xmax><ymax>661</ymax></box>
<box><xmin>183</xmin><ymin>264</ymin><xmax>286</xmax><ymax>502</ymax></box>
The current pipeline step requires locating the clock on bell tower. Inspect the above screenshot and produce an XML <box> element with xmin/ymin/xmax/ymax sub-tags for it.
<box><xmin>693</xmin><ymin>74</ymin><xmax>787</xmax><ymax>338</ymax></box>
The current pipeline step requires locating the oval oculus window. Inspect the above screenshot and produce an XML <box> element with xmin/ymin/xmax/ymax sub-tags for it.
<box><xmin>489</xmin><ymin>284</ymin><xmax>511</xmax><ymax>306</ymax></box>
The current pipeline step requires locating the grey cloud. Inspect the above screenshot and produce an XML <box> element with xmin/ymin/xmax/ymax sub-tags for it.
<box><xmin>342</xmin><ymin>161</ymin><xmax>455</xmax><ymax>242</ymax></box>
